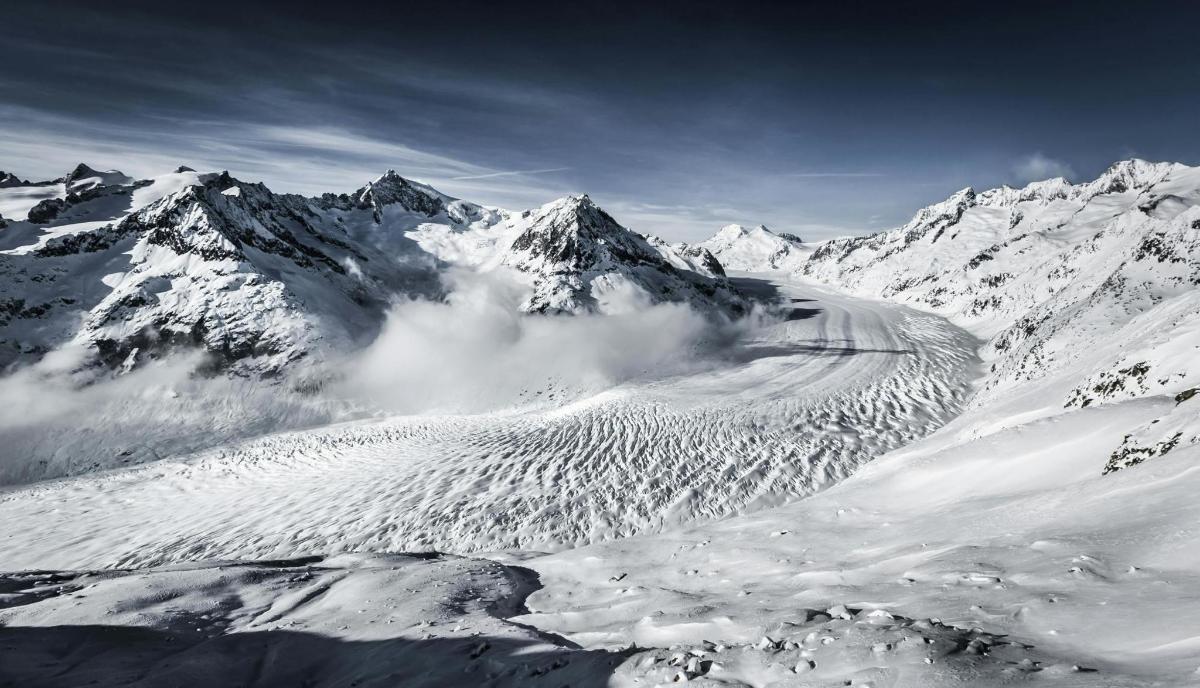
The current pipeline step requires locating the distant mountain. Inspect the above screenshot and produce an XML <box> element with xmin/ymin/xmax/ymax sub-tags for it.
<box><xmin>501</xmin><ymin>194</ymin><xmax>746</xmax><ymax>314</ymax></box>
<box><xmin>0</xmin><ymin>166</ymin><xmax>747</xmax><ymax>377</ymax></box>
<box><xmin>0</xmin><ymin>171</ymin><xmax>30</xmax><ymax>188</ymax></box>
<box><xmin>697</xmin><ymin>223</ymin><xmax>811</xmax><ymax>272</ymax></box>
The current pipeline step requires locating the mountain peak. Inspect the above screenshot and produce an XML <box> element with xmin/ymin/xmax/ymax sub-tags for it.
<box><xmin>716</xmin><ymin>223</ymin><xmax>775</xmax><ymax>238</ymax></box>
<box><xmin>510</xmin><ymin>194</ymin><xmax>644</xmax><ymax>269</ymax></box>
<box><xmin>62</xmin><ymin>164</ymin><xmax>133</xmax><ymax>190</ymax></box>
<box><xmin>1102</xmin><ymin>158</ymin><xmax>1167</xmax><ymax>176</ymax></box>
<box><xmin>506</xmin><ymin>195</ymin><xmax>746</xmax><ymax>314</ymax></box>
<box><xmin>911</xmin><ymin>186</ymin><xmax>975</xmax><ymax>218</ymax></box>
<box><xmin>528</xmin><ymin>194</ymin><xmax>621</xmax><ymax>240</ymax></box>
<box><xmin>355</xmin><ymin>170</ymin><xmax>445</xmax><ymax>218</ymax></box>
<box><xmin>0</xmin><ymin>170</ymin><xmax>29</xmax><ymax>188</ymax></box>
<box><xmin>697</xmin><ymin>221</ymin><xmax>810</xmax><ymax>271</ymax></box>
<box><xmin>543</xmin><ymin>193</ymin><xmax>595</xmax><ymax>212</ymax></box>
<box><xmin>373</xmin><ymin>169</ymin><xmax>407</xmax><ymax>185</ymax></box>
<box><xmin>65</xmin><ymin>163</ymin><xmax>100</xmax><ymax>181</ymax></box>
<box><xmin>1089</xmin><ymin>158</ymin><xmax>1178</xmax><ymax>194</ymax></box>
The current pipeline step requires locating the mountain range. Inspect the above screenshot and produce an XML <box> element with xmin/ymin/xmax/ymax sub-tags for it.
<box><xmin>773</xmin><ymin>159</ymin><xmax>1198</xmax><ymax>474</ymax></box>
<box><xmin>0</xmin><ymin>165</ymin><xmax>742</xmax><ymax>378</ymax></box>
<box><xmin>2</xmin><ymin>158</ymin><xmax>1196</xmax><ymax>473</ymax></box>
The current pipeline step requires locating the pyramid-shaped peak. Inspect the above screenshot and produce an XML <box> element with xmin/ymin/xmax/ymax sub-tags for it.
<box><xmin>0</xmin><ymin>170</ymin><xmax>29</xmax><ymax>187</ymax></box>
<box><xmin>373</xmin><ymin>169</ymin><xmax>409</xmax><ymax>185</ymax></box>
<box><xmin>63</xmin><ymin>164</ymin><xmax>133</xmax><ymax>188</ymax></box>
<box><xmin>350</xmin><ymin>170</ymin><xmax>446</xmax><ymax>219</ymax></box>
<box><xmin>67</xmin><ymin>163</ymin><xmax>100</xmax><ymax>178</ymax></box>
<box><xmin>542</xmin><ymin>193</ymin><xmax>595</xmax><ymax>211</ymax></box>
<box><xmin>534</xmin><ymin>193</ymin><xmax>618</xmax><ymax>228</ymax></box>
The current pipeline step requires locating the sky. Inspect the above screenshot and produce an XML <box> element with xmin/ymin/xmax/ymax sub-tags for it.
<box><xmin>2</xmin><ymin>0</ymin><xmax>1199</xmax><ymax>242</ymax></box>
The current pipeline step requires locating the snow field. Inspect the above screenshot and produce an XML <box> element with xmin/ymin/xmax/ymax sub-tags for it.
<box><xmin>0</xmin><ymin>277</ymin><xmax>977</xmax><ymax>570</ymax></box>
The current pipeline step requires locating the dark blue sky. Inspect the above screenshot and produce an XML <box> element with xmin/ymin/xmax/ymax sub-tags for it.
<box><xmin>3</xmin><ymin>1</ymin><xmax>1198</xmax><ymax>240</ymax></box>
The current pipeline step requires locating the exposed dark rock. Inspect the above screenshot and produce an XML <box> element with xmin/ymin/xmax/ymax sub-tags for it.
<box><xmin>27</xmin><ymin>198</ymin><xmax>68</xmax><ymax>224</ymax></box>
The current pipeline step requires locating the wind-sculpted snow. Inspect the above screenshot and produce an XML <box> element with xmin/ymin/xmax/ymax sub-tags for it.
<box><xmin>521</xmin><ymin>398</ymin><xmax>1200</xmax><ymax>686</ymax></box>
<box><xmin>0</xmin><ymin>278</ymin><xmax>977</xmax><ymax>569</ymax></box>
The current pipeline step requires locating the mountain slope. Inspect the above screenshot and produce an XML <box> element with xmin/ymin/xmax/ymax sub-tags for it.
<box><xmin>800</xmin><ymin>159</ymin><xmax>1200</xmax><ymax>469</ymax></box>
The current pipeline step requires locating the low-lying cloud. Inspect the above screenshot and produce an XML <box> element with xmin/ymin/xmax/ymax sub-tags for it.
<box><xmin>0</xmin><ymin>272</ymin><xmax>771</xmax><ymax>485</ymax></box>
<box><xmin>334</xmin><ymin>270</ymin><xmax>759</xmax><ymax>414</ymax></box>
<box><xmin>0</xmin><ymin>349</ymin><xmax>342</xmax><ymax>486</ymax></box>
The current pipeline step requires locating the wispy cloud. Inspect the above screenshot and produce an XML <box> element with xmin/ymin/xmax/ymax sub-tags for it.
<box><xmin>451</xmin><ymin>167</ymin><xmax>569</xmax><ymax>181</ymax></box>
<box><xmin>1012</xmin><ymin>152</ymin><xmax>1075</xmax><ymax>183</ymax></box>
<box><xmin>0</xmin><ymin>106</ymin><xmax>573</xmax><ymax>210</ymax></box>
<box><xmin>600</xmin><ymin>198</ymin><xmax>871</xmax><ymax>244</ymax></box>
<box><xmin>787</xmin><ymin>172</ymin><xmax>885</xmax><ymax>178</ymax></box>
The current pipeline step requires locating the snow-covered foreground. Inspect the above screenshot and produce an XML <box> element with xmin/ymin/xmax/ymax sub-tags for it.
<box><xmin>6</xmin><ymin>400</ymin><xmax>1196</xmax><ymax>687</ymax></box>
<box><xmin>0</xmin><ymin>554</ymin><xmax>629</xmax><ymax>687</ymax></box>
<box><xmin>522</xmin><ymin>397</ymin><xmax>1200</xmax><ymax>686</ymax></box>
<box><xmin>0</xmin><ymin>276</ymin><xmax>977</xmax><ymax>569</ymax></box>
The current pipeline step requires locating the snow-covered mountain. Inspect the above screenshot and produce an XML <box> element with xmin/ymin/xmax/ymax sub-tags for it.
<box><xmin>0</xmin><ymin>167</ymin><xmax>444</xmax><ymax>377</ymax></box>
<box><xmin>697</xmin><ymin>222</ymin><xmax>811</xmax><ymax>272</ymax></box>
<box><xmin>0</xmin><ymin>165</ymin><xmax>747</xmax><ymax>378</ymax></box>
<box><xmin>501</xmin><ymin>194</ymin><xmax>745</xmax><ymax>314</ymax></box>
<box><xmin>799</xmin><ymin>159</ymin><xmax>1200</xmax><ymax>471</ymax></box>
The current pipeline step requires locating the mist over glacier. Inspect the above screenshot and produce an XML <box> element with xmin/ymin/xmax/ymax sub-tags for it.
<box><xmin>335</xmin><ymin>269</ymin><xmax>770</xmax><ymax>414</ymax></box>
<box><xmin>0</xmin><ymin>271</ymin><xmax>773</xmax><ymax>484</ymax></box>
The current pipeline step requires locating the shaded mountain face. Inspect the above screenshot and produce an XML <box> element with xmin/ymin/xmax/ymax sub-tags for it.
<box><xmin>501</xmin><ymin>195</ymin><xmax>746</xmax><ymax>315</ymax></box>
<box><xmin>0</xmin><ymin>171</ymin><xmax>30</xmax><ymax>189</ymax></box>
<box><xmin>316</xmin><ymin>169</ymin><xmax>497</xmax><ymax>226</ymax></box>
<box><xmin>799</xmin><ymin>159</ymin><xmax>1200</xmax><ymax>470</ymax></box>
<box><xmin>0</xmin><ymin>168</ymin><xmax>745</xmax><ymax>378</ymax></box>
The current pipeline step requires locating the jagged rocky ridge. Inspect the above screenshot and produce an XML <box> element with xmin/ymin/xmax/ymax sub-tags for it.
<box><xmin>0</xmin><ymin>165</ymin><xmax>747</xmax><ymax>377</ymax></box>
